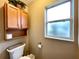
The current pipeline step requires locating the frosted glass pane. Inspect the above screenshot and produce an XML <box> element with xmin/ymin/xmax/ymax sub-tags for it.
<box><xmin>47</xmin><ymin>20</ymin><xmax>70</xmax><ymax>38</ymax></box>
<box><xmin>47</xmin><ymin>2</ymin><xmax>70</xmax><ymax>21</ymax></box>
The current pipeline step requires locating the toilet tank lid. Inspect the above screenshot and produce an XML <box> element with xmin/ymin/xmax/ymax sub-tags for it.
<box><xmin>7</xmin><ymin>43</ymin><xmax>25</xmax><ymax>52</ymax></box>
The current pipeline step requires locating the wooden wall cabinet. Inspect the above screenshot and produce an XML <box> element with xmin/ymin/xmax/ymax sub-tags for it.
<box><xmin>4</xmin><ymin>3</ymin><xmax>28</xmax><ymax>39</ymax></box>
<box><xmin>4</xmin><ymin>4</ymin><xmax>28</xmax><ymax>29</ymax></box>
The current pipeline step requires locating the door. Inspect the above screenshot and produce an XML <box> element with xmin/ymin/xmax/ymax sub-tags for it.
<box><xmin>7</xmin><ymin>4</ymin><xmax>19</xmax><ymax>29</ymax></box>
<box><xmin>21</xmin><ymin>11</ymin><xmax>28</xmax><ymax>29</ymax></box>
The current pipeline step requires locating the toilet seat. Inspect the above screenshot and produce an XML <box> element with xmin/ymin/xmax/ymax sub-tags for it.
<box><xmin>19</xmin><ymin>56</ymin><xmax>31</xmax><ymax>59</ymax></box>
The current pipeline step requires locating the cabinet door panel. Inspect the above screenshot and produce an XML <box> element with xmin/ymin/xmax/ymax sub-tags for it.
<box><xmin>8</xmin><ymin>5</ymin><xmax>19</xmax><ymax>28</ymax></box>
<box><xmin>21</xmin><ymin>11</ymin><xmax>28</xmax><ymax>29</ymax></box>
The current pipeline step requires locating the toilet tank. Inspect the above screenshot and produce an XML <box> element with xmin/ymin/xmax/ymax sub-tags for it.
<box><xmin>7</xmin><ymin>43</ymin><xmax>25</xmax><ymax>59</ymax></box>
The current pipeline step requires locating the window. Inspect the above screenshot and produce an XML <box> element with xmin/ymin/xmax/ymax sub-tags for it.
<box><xmin>45</xmin><ymin>1</ymin><xmax>73</xmax><ymax>41</ymax></box>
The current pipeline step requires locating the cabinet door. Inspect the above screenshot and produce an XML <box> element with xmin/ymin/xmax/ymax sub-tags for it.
<box><xmin>7</xmin><ymin>5</ymin><xmax>19</xmax><ymax>29</ymax></box>
<box><xmin>21</xmin><ymin>11</ymin><xmax>28</xmax><ymax>29</ymax></box>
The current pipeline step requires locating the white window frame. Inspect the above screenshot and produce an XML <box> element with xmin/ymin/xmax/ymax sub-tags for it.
<box><xmin>44</xmin><ymin>0</ymin><xmax>74</xmax><ymax>42</ymax></box>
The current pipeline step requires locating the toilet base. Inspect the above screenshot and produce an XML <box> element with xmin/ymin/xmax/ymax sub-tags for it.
<box><xmin>20</xmin><ymin>54</ymin><xmax>35</xmax><ymax>59</ymax></box>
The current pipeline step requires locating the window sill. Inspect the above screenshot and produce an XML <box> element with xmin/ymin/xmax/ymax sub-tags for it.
<box><xmin>45</xmin><ymin>35</ymin><xmax>74</xmax><ymax>42</ymax></box>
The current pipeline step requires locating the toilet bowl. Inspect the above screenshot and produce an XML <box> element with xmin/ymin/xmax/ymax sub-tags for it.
<box><xmin>7</xmin><ymin>43</ymin><xmax>35</xmax><ymax>59</ymax></box>
<box><xmin>20</xmin><ymin>56</ymin><xmax>31</xmax><ymax>59</ymax></box>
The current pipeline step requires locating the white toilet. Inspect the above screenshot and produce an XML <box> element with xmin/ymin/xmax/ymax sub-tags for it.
<box><xmin>7</xmin><ymin>43</ymin><xmax>35</xmax><ymax>59</ymax></box>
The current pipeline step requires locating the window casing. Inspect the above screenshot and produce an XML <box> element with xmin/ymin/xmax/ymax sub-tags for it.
<box><xmin>45</xmin><ymin>1</ymin><xmax>73</xmax><ymax>41</ymax></box>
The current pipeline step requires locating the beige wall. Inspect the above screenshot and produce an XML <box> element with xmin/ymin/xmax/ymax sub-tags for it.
<box><xmin>0</xmin><ymin>0</ymin><xmax>7</xmax><ymax>8</ymax></box>
<box><xmin>0</xmin><ymin>1</ymin><xmax>28</xmax><ymax>59</ymax></box>
<box><xmin>28</xmin><ymin>0</ymin><xmax>78</xmax><ymax>59</ymax></box>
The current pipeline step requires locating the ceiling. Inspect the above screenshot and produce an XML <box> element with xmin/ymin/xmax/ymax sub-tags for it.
<box><xmin>20</xmin><ymin>0</ymin><xmax>33</xmax><ymax>5</ymax></box>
